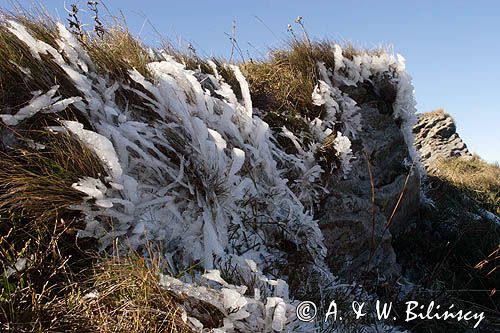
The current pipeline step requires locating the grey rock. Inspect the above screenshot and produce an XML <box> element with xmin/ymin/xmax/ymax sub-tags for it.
<box><xmin>318</xmin><ymin>104</ymin><xmax>420</xmax><ymax>280</ymax></box>
<box><xmin>319</xmin><ymin>191</ymin><xmax>399</xmax><ymax>279</ymax></box>
<box><xmin>413</xmin><ymin>109</ymin><xmax>472</xmax><ymax>170</ymax></box>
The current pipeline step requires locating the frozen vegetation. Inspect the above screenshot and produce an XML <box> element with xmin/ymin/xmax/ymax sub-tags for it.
<box><xmin>1</xmin><ymin>11</ymin><xmax>497</xmax><ymax>333</ymax></box>
<box><xmin>0</xmin><ymin>18</ymin><xmax>421</xmax><ymax>332</ymax></box>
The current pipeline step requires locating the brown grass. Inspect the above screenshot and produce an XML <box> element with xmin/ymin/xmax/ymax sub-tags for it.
<box><xmin>240</xmin><ymin>40</ymin><xmax>328</xmax><ymax>133</ymax></box>
<box><xmin>0</xmin><ymin>17</ymin><xmax>81</xmax><ymax>115</ymax></box>
<box><xmin>6</xmin><ymin>6</ymin><xmax>493</xmax><ymax>332</ymax></box>
<box><xmin>240</xmin><ymin>39</ymin><xmax>383</xmax><ymax>133</ymax></box>
<box><xmin>85</xmin><ymin>27</ymin><xmax>153</xmax><ymax>80</ymax></box>
<box><xmin>1</xmin><ymin>243</ymin><xmax>195</xmax><ymax>332</ymax></box>
<box><xmin>0</xmin><ymin>131</ymin><xmax>106</xmax><ymax>227</ymax></box>
<box><xmin>0</xmin><ymin>10</ymin><xmax>204</xmax><ymax>331</ymax></box>
<box><xmin>45</xmin><ymin>256</ymin><xmax>195</xmax><ymax>333</ymax></box>
<box><xmin>434</xmin><ymin>156</ymin><xmax>500</xmax><ymax>214</ymax></box>
<box><xmin>0</xmin><ymin>7</ymin><xmax>158</xmax><ymax>125</ymax></box>
<box><xmin>0</xmin><ymin>130</ymin><xmax>106</xmax><ymax>330</ymax></box>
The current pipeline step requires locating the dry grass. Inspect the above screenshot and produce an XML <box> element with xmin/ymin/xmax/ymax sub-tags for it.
<box><xmin>0</xmin><ymin>129</ymin><xmax>196</xmax><ymax>332</ymax></box>
<box><xmin>240</xmin><ymin>40</ymin><xmax>328</xmax><ymax>133</ymax></box>
<box><xmin>3</xmin><ymin>2</ymin><xmax>152</xmax><ymax>80</ymax></box>
<box><xmin>435</xmin><ymin>156</ymin><xmax>500</xmax><ymax>214</ymax></box>
<box><xmin>0</xmin><ymin>131</ymin><xmax>106</xmax><ymax>227</ymax></box>
<box><xmin>85</xmin><ymin>27</ymin><xmax>153</xmax><ymax>80</ymax></box>
<box><xmin>46</xmin><ymin>256</ymin><xmax>195</xmax><ymax>333</ymax></box>
<box><xmin>0</xmin><ymin>5</ymin><xmax>387</xmax><ymax>133</ymax></box>
<box><xmin>241</xmin><ymin>39</ymin><xmax>383</xmax><ymax>133</ymax></box>
<box><xmin>0</xmin><ymin>17</ymin><xmax>80</xmax><ymax>116</ymax></box>
<box><xmin>0</xmin><ymin>9</ymin><xmax>203</xmax><ymax>332</ymax></box>
<box><xmin>3</xmin><ymin>5</ymin><xmax>497</xmax><ymax>332</ymax></box>
<box><xmin>0</xmin><ymin>219</ymin><xmax>95</xmax><ymax>332</ymax></box>
<box><xmin>393</xmin><ymin>155</ymin><xmax>500</xmax><ymax>331</ymax></box>
<box><xmin>427</xmin><ymin>107</ymin><xmax>451</xmax><ymax>118</ymax></box>
<box><xmin>475</xmin><ymin>244</ymin><xmax>500</xmax><ymax>279</ymax></box>
<box><xmin>1</xmin><ymin>245</ymin><xmax>195</xmax><ymax>332</ymax></box>
<box><xmin>0</xmin><ymin>6</ymin><xmax>157</xmax><ymax>125</ymax></box>
<box><xmin>0</xmin><ymin>130</ymin><xmax>106</xmax><ymax>331</ymax></box>
<box><xmin>240</xmin><ymin>39</ymin><xmax>385</xmax><ymax>166</ymax></box>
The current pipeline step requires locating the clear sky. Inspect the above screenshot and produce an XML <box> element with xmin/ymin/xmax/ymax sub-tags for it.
<box><xmin>2</xmin><ymin>0</ymin><xmax>499</xmax><ymax>163</ymax></box>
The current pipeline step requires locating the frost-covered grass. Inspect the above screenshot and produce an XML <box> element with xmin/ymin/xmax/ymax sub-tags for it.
<box><xmin>0</xmin><ymin>132</ymin><xmax>105</xmax><ymax>224</ymax></box>
<box><xmin>0</xmin><ymin>130</ymin><xmax>105</xmax><ymax>330</ymax></box>
<box><xmin>241</xmin><ymin>40</ymin><xmax>381</xmax><ymax>134</ymax></box>
<box><xmin>0</xmin><ymin>6</ymin><xmax>422</xmax><ymax>332</ymax></box>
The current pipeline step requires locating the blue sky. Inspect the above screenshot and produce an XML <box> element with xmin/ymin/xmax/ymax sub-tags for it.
<box><xmin>2</xmin><ymin>0</ymin><xmax>499</xmax><ymax>162</ymax></box>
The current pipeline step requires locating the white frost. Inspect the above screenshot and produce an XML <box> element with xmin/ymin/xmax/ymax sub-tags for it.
<box><xmin>4</xmin><ymin>22</ymin><xmax>423</xmax><ymax>333</ymax></box>
<box><xmin>62</xmin><ymin>120</ymin><xmax>123</xmax><ymax>180</ymax></box>
<box><xmin>0</xmin><ymin>86</ymin><xmax>60</xmax><ymax>125</ymax></box>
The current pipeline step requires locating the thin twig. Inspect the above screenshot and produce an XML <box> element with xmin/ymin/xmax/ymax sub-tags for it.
<box><xmin>366</xmin><ymin>160</ymin><xmax>416</xmax><ymax>272</ymax></box>
<box><xmin>387</xmin><ymin>159</ymin><xmax>415</xmax><ymax>227</ymax></box>
<box><xmin>365</xmin><ymin>152</ymin><xmax>377</xmax><ymax>272</ymax></box>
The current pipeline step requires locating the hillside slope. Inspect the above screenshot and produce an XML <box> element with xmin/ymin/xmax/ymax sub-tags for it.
<box><xmin>0</xmin><ymin>10</ymin><xmax>498</xmax><ymax>333</ymax></box>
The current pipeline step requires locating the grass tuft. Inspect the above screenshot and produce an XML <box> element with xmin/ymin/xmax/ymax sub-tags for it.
<box><xmin>240</xmin><ymin>40</ymin><xmax>326</xmax><ymax>133</ymax></box>
<box><xmin>85</xmin><ymin>27</ymin><xmax>153</xmax><ymax>80</ymax></box>
<box><xmin>46</xmin><ymin>255</ymin><xmax>195</xmax><ymax>333</ymax></box>
<box><xmin>0</xmin><ymin>129</ymin><xmax>107</xmax><ymax>330</ymax></box>
<box><xmin>0</xmin><ymin>18</ymin><xmax>80</xmax><ymax>114</ymax></box>
<box><xmin>241</xmin><ymin>39</ymin><xmax>383</xmax><ymax>134</ymax></box>
<box><xmin>434</xmin><ymin>156</ymin><xmax>500</xmax><ymax>214</ymax></box>
<box><xmin>0</xmin><ymin>131</ymin><xmax>106</xmax><ymax>227</ymax></box>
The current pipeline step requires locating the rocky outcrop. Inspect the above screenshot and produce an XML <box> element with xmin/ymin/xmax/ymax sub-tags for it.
<box><xmin>318</xmin><ymin>90</ymin><xmax>420</xmax><ymax>280</ymax></box>
<box><xmin>413</xmin><ymin>109</ymin><xmax>472</xmax><ymax>169</ymax></box>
